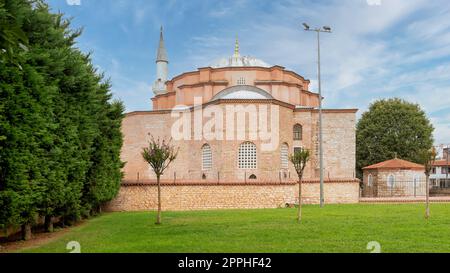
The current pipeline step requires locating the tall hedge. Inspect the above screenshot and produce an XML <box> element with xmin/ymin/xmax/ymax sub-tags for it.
<box><xmin>0</xmin><ymin>0</ymin><xmax>124</xmax><ymax>239</ymax></box>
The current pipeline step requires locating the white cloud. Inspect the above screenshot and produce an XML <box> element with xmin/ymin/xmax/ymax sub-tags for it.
<box><xmin>101</xmin><ymin>58</ymin><xmax>153</xmax><ymax>112</ymax></box>
<box><xmin>78</xmin><ymin>0</ymin><xmax>448</xmax><ymax>144</ymax></box>
<box><xmin>66</xmin><ymin>0</ymin><xmax>81</xmax><ymax>6</ymax></box>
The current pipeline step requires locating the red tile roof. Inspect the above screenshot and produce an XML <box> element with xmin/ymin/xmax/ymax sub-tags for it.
<box><xmin>363</xmin><ymin>158</ymin><xmax>424</xmax><ymax>170</ymax></box>
<box><xmin>433</xmin><ymin>159</ymin><xmax>450</xmax><ymax>167</ymax></box>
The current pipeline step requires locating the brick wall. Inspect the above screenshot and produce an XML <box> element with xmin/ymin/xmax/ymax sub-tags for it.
<box><xmin>121</xmin><ymin>105</ymin><xmax>357</xmax><ymax>184</ymax></box>
<box><xmin>104</xmin><ymin>181</ymin><xmax>360</xmax><ymax>212</ymax></box>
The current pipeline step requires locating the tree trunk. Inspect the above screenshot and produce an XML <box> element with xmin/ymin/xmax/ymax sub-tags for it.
<box><xmin>21</xmin><ymin>223</ymin><xmax>32</xmax><ymax>241</ymax></box>
<box><xmin>425</xmin><ymin>174</ymin><xmax>430</xmax><ymax>219</ymax></box>
<box><xmin>297</xmin><ymin>178</ymin><xmax>303</xmax><ymax>223</ymax></box>
<box><xmin>44</xmin><ymin>216</ymin><xmax>54</xmax><ymax>233</ymax></box>
<box><xmin>156</xmin><ymin>174</ymin><xmax>162</xmax><ymax>225</ymax></box>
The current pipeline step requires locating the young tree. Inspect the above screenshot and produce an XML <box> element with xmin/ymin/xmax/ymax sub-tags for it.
<box><xmin>418</xmin><ymin>147</ymin><xmax>436</xmax><ymax>219</ymax></box>
<box><xmin>356</xmin><ymin>98</ymin><xmax>434</xmax><ymax>178</ymax></box>
<box><xmin>289</xmin><ymin>148</ymin><xmax>310</xmax><ymax>223</ymax></box>
<box><xmin>141</xmin><ymin>137</ymin><xmax>178</xmax><ymax>224</ymax></box>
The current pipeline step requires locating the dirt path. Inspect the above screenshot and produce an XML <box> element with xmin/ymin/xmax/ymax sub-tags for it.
<box><xmin>0</xmin><ymin>221</ymin><xmax>86</xmax><ymax>253</ymax></box>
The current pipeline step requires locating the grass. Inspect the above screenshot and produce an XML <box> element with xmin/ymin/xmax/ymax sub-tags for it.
<box><xmin>18</xmin><ymin>204</ymin><xmax>450</xmax><ymax>253</ymax></box>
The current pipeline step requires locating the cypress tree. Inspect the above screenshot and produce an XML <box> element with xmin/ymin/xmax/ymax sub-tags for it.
<box><xmin>0</xmin><ymin>0</ymin><xmax>124</xmax><ymax>239</ymax></box>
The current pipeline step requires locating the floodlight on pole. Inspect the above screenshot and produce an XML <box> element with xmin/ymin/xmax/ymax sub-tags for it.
<box><xmin>302</xmin><ymin>22</ymin><xmax>332</xmax><ymax>208</ymax></box>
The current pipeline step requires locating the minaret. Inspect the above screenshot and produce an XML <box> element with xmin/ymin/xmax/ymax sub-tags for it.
<box><xmin>152</xmin><ymin>26</ymin><xmax>168</xmax><ymax>95</ymax></box>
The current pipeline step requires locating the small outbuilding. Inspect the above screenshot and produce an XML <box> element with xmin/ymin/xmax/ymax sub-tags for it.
<box><xmin>362</xmin><ymin>158</ymin><xmax>426</xmax><ymax>197</ymax></box>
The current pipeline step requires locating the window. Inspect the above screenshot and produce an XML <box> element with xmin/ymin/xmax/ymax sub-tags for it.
<box><xmin>249</xmin><ymin>174</ymin><xmax>257</xmax><ymax>180</ymax></box>
<box><xmin>293</xmin><ymin>124</ymin><xmax>303</xmax><ymax>140</ymax></box>
<box><xmin>432</xmin><ymin>167</ymin><xmax>436</xmax><ymax>174</ymax></box>
<box><xmin>281</xmin><ymin>143</ymin><xmax>289</xmax><ymax>169</ymax></box>
<box><xmin>237</xmin><ymin>77</ymin><xmax>246</xmax><ymax>85</ymax></box>
<box><xmin>442</xmin><ymin>167</ymin><xmax>449</xmax><ymax>174</ymax></box>
<box><xmin>202</xmin><ymin>144</ymin><xmax>212</xmax><ymax>171</ymax></box>
<box><xmin>387</xmin><ymin>174</ymin><xmax>395</xmax><ymax>188</ymax></box>
<box><xmin>294</xmin><ymin>147</ymin><xmax>303</xmax><ymax>154</ymax></box>
<box><xmin>430</xmin><ymin>179</ymin><xmax>437</xmax><ymax>187</ymax></box>
<box><xmin>367</xmin><ymin>174</ymin><xmax>373</xmax><ymax>187</ymax></box>
<box><xmin>238</xmin><ymin>142</ymin><xmax>257</xmax><ymax>169</ymax></box>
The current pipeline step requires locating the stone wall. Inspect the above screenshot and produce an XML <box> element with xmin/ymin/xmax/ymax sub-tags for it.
<box><xmin>104</xmin><ymin>181</ymin><xmax>360</xmax><ymax>212</ymax></box>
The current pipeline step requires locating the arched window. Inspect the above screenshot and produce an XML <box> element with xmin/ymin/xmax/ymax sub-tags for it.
<box><xmin>249</xmin><ymin>174</ymin><xmax>257</xmax><ymax>180</ymax></box>
<box><xmin>293</xmin><ymin>124</ymin><xmax>303</xmax><ymax>140</ymax></box>
<box><xmin>367</xmin><ymin>174</ymin><xmax>373</xmax><ymax>187</ymax></box>
<box><xmin>387</xmin><ymin>174</ymin><xmax>395</xmax><ymax>188</ymax></box>
<box><xmin>281</xmin><ymin>143</ymin><xmax>289</xmax><ymax>169</ymax></box>
<box><xmin>238</xmin><ymin>142</ymin><xmax>257</xmax><ymax>169</ymax></box>
<box><xmin>202</xmin><ymin>144</ymin><xmax>212</xmax><ymax>171</ymax></box>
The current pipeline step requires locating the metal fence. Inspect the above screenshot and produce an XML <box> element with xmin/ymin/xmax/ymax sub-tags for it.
<box><xmin>129</xmin><ymin>170</ymin><xmax>299</xmax><ymax>184</ymax></box>
<box><xmin>430</xmin><ymin>179</ymin><xmax>450</xmax><ymax>196</ymax></box>
<box><xmin>361</xmin><ymin>180</ymin><xmax>427</xmax><ymax>198</ymax></box>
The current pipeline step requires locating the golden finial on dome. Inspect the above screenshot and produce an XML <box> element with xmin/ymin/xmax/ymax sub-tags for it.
<box><xmin>234</xmin><ymin>35</ymin><xmax>240</xmax><ymax>57</ymax></box>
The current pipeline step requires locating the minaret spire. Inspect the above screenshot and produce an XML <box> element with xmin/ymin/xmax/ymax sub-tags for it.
<box><xmin>156</xmin><ymin>26</ymin><xmax>168</xmax><ymax>63</ymax></box>
<box><xmin>153</xmin><ymin>26</ymin><xmax>169</xmax><ymax>95</ymax></box>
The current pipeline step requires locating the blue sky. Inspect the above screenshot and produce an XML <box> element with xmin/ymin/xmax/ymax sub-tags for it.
<box><xmin>47</xmin><ymin>0</ymin><xmax>450</xmax><ymax>145</ymax></box>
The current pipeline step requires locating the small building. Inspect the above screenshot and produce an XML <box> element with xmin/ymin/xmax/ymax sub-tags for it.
<box><xmin>362</xmin><ymin>158</ymin><xmax>425</xmax><ymax>197</ymax></box>
<box><xmin>430</xmin><ymin>159</ymin><xmax>450</xmax><ymax>195</ymax></box>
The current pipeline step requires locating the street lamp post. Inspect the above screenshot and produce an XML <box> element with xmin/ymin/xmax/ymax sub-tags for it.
<box><xmin>444</xmin><ymin>144</ymin><xmax>450</xmax><ymax>188</ymax></box>
<box><xmin>302</xmin><ymin>23</ymin><xmax>332</xmax><ymax>208</ymax></box>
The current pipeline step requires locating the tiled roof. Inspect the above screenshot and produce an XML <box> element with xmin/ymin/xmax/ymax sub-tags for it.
<box><xmin>363</xmin><ymin>158</ymin><xmax>424</xmax><ymax>170</ymax></box>
<box><xmin>433</xmin><ymin>159</ymin><xmax>450</xmax><ymax>167</ymax></box>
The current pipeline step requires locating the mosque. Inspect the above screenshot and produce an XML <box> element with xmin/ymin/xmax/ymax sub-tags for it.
<box><xmin>105</xmin><ymin>28</ymin><xmax>360</xmax><ymax>211</ymax></box>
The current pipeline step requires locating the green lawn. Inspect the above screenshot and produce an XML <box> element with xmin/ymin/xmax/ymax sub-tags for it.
<box><xmin>20</xmin><ymin>204</ymin><xmax>450</xmax><ymax>253</ymax></box>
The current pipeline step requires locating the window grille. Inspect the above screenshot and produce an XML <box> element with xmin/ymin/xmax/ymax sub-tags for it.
<box><xmin>238</xmin><ymin>142</ymin><xmax>257</xmax><ymax>169</ymax></box>
<box><xmin>202</xmin><ymin>144</ymin><xmax>212</xmax><ymax>170</ymax></box>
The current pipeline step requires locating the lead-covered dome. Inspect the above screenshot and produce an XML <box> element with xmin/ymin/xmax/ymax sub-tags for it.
<box><xmin>210</xmin><ymin>55</ymin><xmax>270</xmax><ymax>68</ymax></box>
<box><xmin>210</xmin><ymin>38</ymin><xmax>270</xmax><ymax>68</ymax></box>
<box><xmin>212</xmin><ymin>85</ymin><xmax>273</xmax><ymax>100</ymax></box>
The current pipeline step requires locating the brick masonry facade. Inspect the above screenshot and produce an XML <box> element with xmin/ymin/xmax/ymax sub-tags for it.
<box><xmin>119</xmin><ymin>104</ymin><xmax>357</xmax><ymax>183</ymax></box>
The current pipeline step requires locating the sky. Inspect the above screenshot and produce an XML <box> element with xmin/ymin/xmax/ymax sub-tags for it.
<box><xmin>47</xmin><ymin>0</ymin><xmax>450</xmax><ymax>145</ymax></box>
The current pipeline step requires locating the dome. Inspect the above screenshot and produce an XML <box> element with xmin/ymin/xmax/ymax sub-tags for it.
<box><xmin>210</xmin><ymin>55</ymin><xmax>271</xmax><ymax>68</ymax></box>
<box><xmin>212</xmin><ymin>85</ymin><xmax>274</xmax><ymax>100</ymax></box>
<box><xmin>210</xmin><ymin>38</ymin><xmax>270</xmax><ymax>68</ymax></box>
